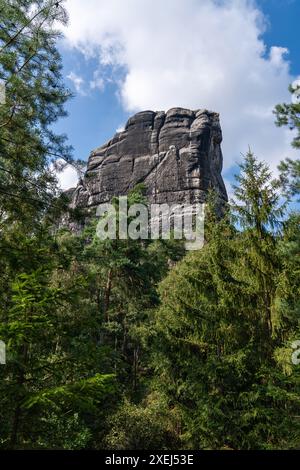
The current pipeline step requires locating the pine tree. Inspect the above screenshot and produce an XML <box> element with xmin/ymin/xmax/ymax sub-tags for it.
<box><xmin>0</xmin><ymin>0</ymin><xmax>75</xmax><ymax>225</ymax></box>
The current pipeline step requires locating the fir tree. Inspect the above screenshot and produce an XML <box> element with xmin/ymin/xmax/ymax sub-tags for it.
<box><xmin>152</xmin><ymin>153</ymin><xmax>300</xmax><ymax>449</ymax></box>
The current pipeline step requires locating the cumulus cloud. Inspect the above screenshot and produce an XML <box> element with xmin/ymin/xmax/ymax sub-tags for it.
<box><xmin>53</xmin><ymin>161</ymin><xmax>80</xmax><ymax>190</ymax></box>
<box><xmin>63</xmin><ymin>0</ymin><xmax>298</xmax><ymax>175</ymax></box>
<box><xmin>67</xmin><ymin>71</ymin><xmax>86</xmax><ymax>95</ymax></box>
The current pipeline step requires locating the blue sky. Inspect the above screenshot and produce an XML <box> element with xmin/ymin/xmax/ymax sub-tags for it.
<box><xmin>54</xmin><ymin>0</ymin><xmax>300</xmax><ymax>192</ymax></box>
<box><xmin>55</xmin><ymin>51</ymin><xmax>130</xmax><ymax>162</ymax></box>
<box><xmin>260</xmin><ymin>0</ymin><xmax>299</xmax><ymax>77</ymax></box>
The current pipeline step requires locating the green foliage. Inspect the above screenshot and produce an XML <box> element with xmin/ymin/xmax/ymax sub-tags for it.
<box><xmin>0</xmin><ymin>5</ymin><xmax>299</xmax><ymax>450</ymax></box>
<box><xmin>0</xmin><ymin>182</ymin><xmax>184</xmax><ymax>448</ymax></box>
<box><xmin>104</xmin><ymin>395</ymin><xmax>180</xmax><ymax>450</ymax></box>
<box><xmin>152</xmin><ymin>152</ymin><xmax>300</xmax><ymax>449</ymax></box>
<box><xmin>0</xmin><ymin>0</ymin><xmax>83</xmax><ymax>225</ymax></box>
<box><xmin>278</xmin><ymin>158</ymin><xmax>300</xmax><ymax>201</ymax></box>
<box><xmin>23</xmin><ymin>374</ymin><xmax>117</xmax><ymax>414</ymax></box>
<box><xmin>274</xmin><ymin>82</ymin><xmax>300</xmax><ymax>149</ymax></box>
<box><xmin>274</xmin><ymin>83</ymin><xmax>300</xmax><ymax>200</ymax></box>
<box><xmin>0</xmin><ymin>151</ymin><xmax>299</xmax><ymax>449</ymax></box>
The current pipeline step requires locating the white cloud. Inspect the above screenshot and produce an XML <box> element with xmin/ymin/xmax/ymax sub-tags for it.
<box><xmin>63</xmin><ymin>0</ymin><xmax>298</xmax><ymax>174</ymax></box>
<box><xmin>57</xmin><ymin>165</ymin><xmax>79</xmax><ymax>190</ymax></box>
<box><xmin>90</xmin><ymin>70</ymin><xmax>105</xmax><ymax>91</ymax></box>
<box><xmin>269</xmin><ymin>46</ymin><xmax>289</xmax><ymax>68</ymax></box>
<box><xmin>52</xmin><ymin>160</ymin><xmax>79</xmax><ymax>190</ymax></box>
<box><xmin>67</xmin><ymin>71</ymin><xmax>86</xmax><ymax>95</ymax></box>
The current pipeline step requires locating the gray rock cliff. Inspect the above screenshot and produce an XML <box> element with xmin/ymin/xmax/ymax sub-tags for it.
<box><xmin>69</xmin><ymin>107</ymin><xmax>228</xmax><ymax>210</ymax></box>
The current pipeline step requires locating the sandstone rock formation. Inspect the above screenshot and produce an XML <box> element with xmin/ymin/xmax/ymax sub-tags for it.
<box><xmin>69</xmin><ymin>108</ymin><xmax>227</xmax><ymax>210</ymax></box>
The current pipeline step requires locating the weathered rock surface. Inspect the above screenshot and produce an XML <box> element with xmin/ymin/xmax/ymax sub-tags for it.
<box><xmin>69</xmin><ymin>108</ymin><xmax>227</xmax><ymax>210</ymax></box>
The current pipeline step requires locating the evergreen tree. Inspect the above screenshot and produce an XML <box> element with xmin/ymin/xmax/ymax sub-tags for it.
<box><xmin>78</xmin><ymin>186</ymin><xmax>185</xmax><ymax>394</ymax></box>
<box><xmin>152</xmin><ymin>152</ymin><xmax>300</xmax><ymax>449</ymax></box>
<box><xmin>0</xmin><ymin>1</ymin><xmax>118</xmax><ymax>449</ymax></box>
<box><xmin>275</xmin><ymin>81</ymin><xmax>300</xmax><ymax>150</ymax></box>
<box><xmin>0</xmin><ymin>0</ymin><xmax>76</xmax><ymax>225</ymax></box>
<box><xmin>274</xmin><ymin>82</ymin><xmax>300</xmax><ymax>200</ymax></box>
<box><xmin>0</xmin><ymin>227</ymin><xmax>119</xmax><ymax>449</ymax></box>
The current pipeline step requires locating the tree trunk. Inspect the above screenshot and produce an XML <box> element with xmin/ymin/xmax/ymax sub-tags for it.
<box><xmin>103</xmin><ymin>269</ymin><xmax>112</xmax><ymax>322</ymax></box>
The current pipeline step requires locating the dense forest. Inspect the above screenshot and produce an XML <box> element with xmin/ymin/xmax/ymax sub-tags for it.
<box><xmin>0</xmin><ymin>1</ymin><xmax>299</xmax><ymax>450</ymax></box>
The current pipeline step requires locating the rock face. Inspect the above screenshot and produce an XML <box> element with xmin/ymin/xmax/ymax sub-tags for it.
<box><xmin>70</xmin><ymin>108</ymin><xmax>227</xmax><ymax>210</ymax></box>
